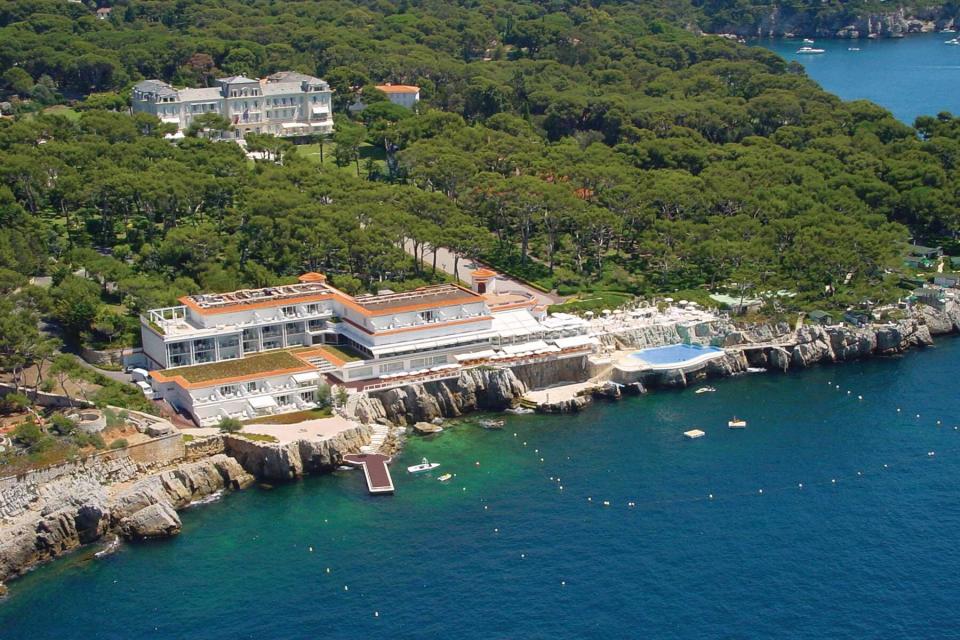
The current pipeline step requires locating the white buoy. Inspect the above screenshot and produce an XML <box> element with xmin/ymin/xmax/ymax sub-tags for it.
<box><xmin>858</xmin><ymin>395</ymin><xmax>863</xmax><ymax>400</ymax></box>
<box><xmin>309</xmin><ymin>546</ymin><xmax>313</xmax><ymax>553</ymax></box>
<box><xmin>917</xmin><ymin>414</ymin><xmax>921</xmax><ymax>419</ymax></box>
<box><xmin>540</xmin><ymin>458</ymin><xmax>544</xmax><ymax>463</ymax></box>
<box><xmin>484</xmin><ymin>505</ymin><xmax>488</xmax><ymax>510</ymax></box>
<box><xmin>847</xmin><ymin>391</ymin><xmax>851</xmax><ymax>395</ymax></box>
<box><xmin>798</xmin><ymin>483</ymin><xmax>803</xmax><ymax>489</ymax></box>
<box><xmin>708</xmin><ymin>494</ymin><xmax>714</xmax><ymax>500</ymax></box>
<box><xmin>374</xmin><ymin>612</ymin><xmax>379</xmax><ymax>618</ymax></box>
<box><xmin>523</xmin><ymin>442</ymin><xmax>527</xmax><ymax>446</ymax></box>
<box><xmin>897</xmin><ymin>408</ymin><xmax>901</xmax><ymax>412</ymax></box>
<box><xmin>758</xmin><ymin>489</ymin><xmax>763</xmax><ymax>495</ymax></box>
<box><xmin>559</xmin><ymin>485</ymin><xmax>563</xmax><ymax>490</ymax></box>
<box><xmin>928</xmin><ymin>451</ymin><xmax>936</xmax><ymax>457</ymax></box>
<box><xmin>326</xmin><ymin>568</ymin><xmax>331</xmax><ymax>574</ymax></box>
<box><xmin>603</xmin><ymin>500</ymin><xmax>610</xmax><ymax>507</ymax></box>
<box><xmin>937</xmin><ymin>420</ymin><xmax>942</xmax><ymax>425</ymax></box>
<box><xmin>883</xmin><ymin>464</ymin><xmax>888</xmax><ymax>468</ymax></box>
<box><xmin>857</xmin><ymin>471</ymin><xmax>862</xmax><ymax>476</ymax></box>
<box><xmin>836</xmin><ymin>385</ymin><xmax>840</xmax><ymax>389</ymax></box>
<box><xmin>344</xmin><ymin>585</ymin><xmax>349</xmax><ymax>591</ymax></box>
<box><xmin>831</xmin><ymin>479</ymin><xmax>836</xmax><ymax>484</ymax></box>
<box><xmin>475</xmin><ymin>461</ymin><xmax>480</xmax><ymax>466</ymax></box>
<box><xmin>534</xmin><ymin>449</ymin><xmax>539</xmax><ymax>453</ymax></box>
<box><xmin>587</xmin><ymin>497</ymin><xmax>592</xmax><ymax>502</ymax></box>
<box><xmin>494</xmin><ymin>528</ymin><xmax>499</xmax><ymax>533</ymax></box>
<box><xmin>561</xmin><ymin>580</ymin><xmax>566</xmax><ymax>586</ymax></box>
<box><xmin>513</xmin><ymin>433</ymin><xmax>517</xmax><ymax>437</ymax></box>
<box><xmin>521</xmin><ymin>553</ymin><xmax>525</xmax><ymax>558</ymax></box>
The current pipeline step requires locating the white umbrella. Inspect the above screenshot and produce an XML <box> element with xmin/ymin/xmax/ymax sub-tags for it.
<box><xmin>585</xmin><ymin>310</ymin><xmax>594</xmax><ymax>316</ymax></box>
<box><xmin>602</xmin><ymin>309</ymin><xmax>612</xmax><ymax>315</ymax></box>
<box><xmin>664</xmin><ymin>297</ymin><xmax>674</xmax><ymax>303</ymax></box>
<box><xmin>678</xmin><ymin>300</ymin><xmax>689</xmax><ymax>306</ymax></box>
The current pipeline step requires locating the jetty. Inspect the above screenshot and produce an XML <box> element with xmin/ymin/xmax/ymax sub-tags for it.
<box><xmin>342</xmin><ymin>453</ymin><xmax>395</xmax><ymax>495</ymax></box>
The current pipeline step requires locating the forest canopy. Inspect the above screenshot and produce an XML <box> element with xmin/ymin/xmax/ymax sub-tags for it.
<box><xmin>2</xmin><ymin>0</ymin><xmax>959</xmax><ymax>347</ymax></box>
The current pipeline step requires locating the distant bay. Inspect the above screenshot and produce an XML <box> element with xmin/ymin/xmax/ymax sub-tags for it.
<box><xmin>755</xmin><ymin>32</ymin><xmax>960</xmax><ymax>124</ymax></box>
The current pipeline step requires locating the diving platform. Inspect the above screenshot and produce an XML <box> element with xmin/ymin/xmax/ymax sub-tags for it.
<box><xmin>342</xmin><ymin>453</ymin><xmax>395</xmax><ymax>495</ymax></box>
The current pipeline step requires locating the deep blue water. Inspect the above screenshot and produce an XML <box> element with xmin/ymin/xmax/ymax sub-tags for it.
<box><xmin>632</xmin><ymin>343</ymin><xmax>724</xmax><ymax>364</ymax></box>
<box><xmin>757</xmin><ymin>32</ymin><xmax>960</xmax><ymax>124</ymax></box>
<box><xmin>4</xmin><ymin>339</ymin><xmax>960</xmax><ymax>638</ymax></box>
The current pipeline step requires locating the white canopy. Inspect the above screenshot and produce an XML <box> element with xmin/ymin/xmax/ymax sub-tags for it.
<box><xmin>553</xmin><ymin>336</ymin><xmax>598</xmax><ymax>350</ymax></box>
<box><xmin>281</xmin><ymin>122</ymin><xmax>302</xmax><ymax>129</ymax></box>
<box><xmin>161</xmin><ymin>116</ymin><xmax>180</xmax><ymax>124</ymax></box>
<box><xmin>503</xmin><ymin>340</ymin><xmax>549</xmax><ymax>355</ymax></box>
<box><xmin>291</xmin><ymin>371</ymin><xmax>320</xmax><ymax>384</ymax></box>
<box><xmin>492</xmin><ymin>309</ymin><xmax>542</xmax><ymax>339</ymax></box>
<box><xmin>455</xmin><ymin>349</ymin><xmax>496</xmax><ymax>362</ymax></box>
<box><xmin>248</xmin><ymin>395</ymin><xmax>279</xmax><ymax>410</ymax></box>
<box><xmin>312</xmin><ymin>106</ymin><xmax>330</xmax><ymax>115</ymax></box>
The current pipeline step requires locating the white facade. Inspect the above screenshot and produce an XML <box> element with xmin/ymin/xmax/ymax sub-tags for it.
<box><xmin>132</xmin><ymin>72</ymin><xmax>333</xmax><ymax>138</ymax></box>
<box><xmin>142</xmin><ymin>273</ymin><xmax>591</xmax><ymax>425</ymax></box>
<box><xmin>374</xmin><ymin>84</ymin><xmax>420</xmax><ymax>109</ymax></box>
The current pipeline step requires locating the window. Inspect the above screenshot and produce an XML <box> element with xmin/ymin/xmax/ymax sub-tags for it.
<box><xmin>276</xmin><ymin>394</ymin><xmax>293</xmax><ymax>406</ymax></box>
<box><xmin>246</xmin><ymin>382</ymin><xmax>258</xmax><ymax>393</ymax></box>
<box><xmin>347</xmin><ymin>367</ymin><xmax>374</xmax><ymax>380</ymax></box>
<box><xmin>306</xmin><ymin>304</ymin><xmax>319</xmax><ymax>314</ymax></box>
<box><xmin>282</xmin><ymin>305</ymin><xmax>296</xmax><ymax>318</ymax></box>
<box><xmin>381</xmin><ymin>361</ymin><xmax>405</xmax><ymax>373</ymax></box>
<box><xmin>419</xmin><ymin>310</ymin><xmax>435</xmax><ymax>322</ymax></box>
<box><xmin>220</xmin><ymin>385</ymin><xmax>237</xmax><ymax>397</ymax></box>
<box><xmin>300</xmin><ymin>390</ymin><xmax>315</xmax><ymax>403</ymax></box>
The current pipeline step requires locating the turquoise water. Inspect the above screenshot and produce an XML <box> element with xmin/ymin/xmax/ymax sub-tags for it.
<box><xmin>631</xmin><ymin>343</ymin><xmax>723</xmax><ymax>364</ymax></box>
<box><xmin>4</xmin><ymin>339</ymin><xmax>960</xmax><ymax>637</ymax></box>
<box><xmin>757</xmin><ymin>32</ymin><xmax>960</xmax><ymax>123</ymax></box>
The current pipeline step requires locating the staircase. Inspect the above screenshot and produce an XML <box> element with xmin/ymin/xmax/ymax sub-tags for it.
<box><xmin>361</xmin><ymin>422</ymin><xmax>391</xmax><ymax>454</ymax></box>
<box><xmin>304</xmin><ymin>357</ymin><xmax>337</xmax><ymax>373</ymax></box>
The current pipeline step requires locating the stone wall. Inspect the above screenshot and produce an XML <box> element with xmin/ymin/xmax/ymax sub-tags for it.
<box><xmin>0</xmin><ymin>383</ymin><xmax>91</xmax><ymax>409</ymax></box>
<box><xmin>222</xmin><ymin>427</ymin><xmax>371</xmax><ymax>481</ymax></box>
<box><xmin>184</xmin><ymin>435</ymin><xmax>226</xmax><ymax>461</ymax></box>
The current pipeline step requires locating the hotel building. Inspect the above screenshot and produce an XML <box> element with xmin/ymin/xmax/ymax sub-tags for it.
<box><xmin>131</xmin><ymin>72</ymin><xmax>333</xmax><ymax>139</ymax></box>
<box><xmin>142</xmin><ymin>272</ymin><xmax>594</xmax><ymax>425</ymax></box>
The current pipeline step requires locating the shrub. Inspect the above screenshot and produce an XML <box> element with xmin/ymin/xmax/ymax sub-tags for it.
<box><xmin>73</xmin><ymin>431</ymin><xmax>106</xmax><ymax>449</ymax></box>
<box><xmin>219</xmin><ymin>417</ymin><xmax>243</xmax><ymax>433</ymax></box>
<box><xmin>109</xmin><ymin>438</ymin><xmax>128</xmax><ymax>449</ymax></box>
<box><xmin>316</xmin><ymin>382</ymin><xmax>332</xmax><ymax>407</ymax></box>
<box><xmin>50</xmin><ymin>413</ymin><xmax>76</xmax><ymax>435</ymax></box>
<box><xmin>0</xmin><ymin>393</ymin><xmax>30</xmax><ymax>415</ymax></box>
<box><xmin>40</xmin><ymin>380</ymin><xmax>54</xmax><ymax>393</ymax></box>
<box><xmin>12</xmin><ymin>420</ymin><xmax>42</xmax><ymax>446</ymax></box>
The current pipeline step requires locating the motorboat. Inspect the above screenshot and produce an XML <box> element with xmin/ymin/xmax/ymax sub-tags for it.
<box><xmin>943</xmin><ymin>28</ymin><xmax>956</xmax><ymax>33</ymax></box>
<box><xmin>407</xmin><ymin>457</ymin><xmax>441</xmax><ymax>473</ymax></box>
<box><xmin>746</xmin><ymin>367</ymin><xmax>767</xmax><ymax>374</ymax></box>
<box><xmin>946</xmin><ymin>38</ymin><xmax>960</xmax><ymax>45</ymax></box>
<box><xmin>695</xmin><ymin>386</ymin><xmax>716</xmax><ymax>394</ymax></box>
<box><xmin>802</xmin><ymin>38</ymin><xmax>815</xmax><ymax>44</ymax></box>
<box><xmin>848</xmin><ymin>47</ymin><xmax>861</xmax><ymax>51</ymax></box>
<box><xmin>437</xmin><ymin>473</ymin><xmax>453</xmax><ymax>482</ymax></box>
<box><xmin>728</xmin><ymin>417</ymin><xmax>748</xmax><ymax>429</ymax></box>
<box><xmin>796</xmin><ymin>46</ymin><xmax>825</xmax><ymax>54</ymax></box>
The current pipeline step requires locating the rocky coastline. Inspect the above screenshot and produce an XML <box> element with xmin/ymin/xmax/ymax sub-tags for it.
<box><xmin>705</xmin><ymin>5</ymin><xmax>957</xmax><ymax>39</ymax></box>
<box><xmin>0</xmin><ymin>426</ymin><xmax>370</xmax><ymax>588</ymax></box>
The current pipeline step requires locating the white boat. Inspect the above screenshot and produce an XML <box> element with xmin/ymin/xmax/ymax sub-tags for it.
<box><xmin>943</xmin><ymin>28</ymin><xmax>956</xmax><ymax>33</ymax></box>
<box><xmin>946</xmin><ymin>39</ymin><xmax>960</xmax><ymax>45</ymax></box>
<box><xmin>746</xmin><ymin>367</ymin><xmax>767</xmax><ymax>374</ymax></box>
<box><xmin>684</xmin><ymin>429</ymin><xmax>706</xmax><ymax>439</ymax></box>
<box><xmin>796</xmin><ymin>46</ymin><xmax>825</xmax><ymax>54</ymax></box>
<box><xmin>802</xmin><ymin>38</ymin><xmax>815</xmax><ymax>44</ymax></box>
<box><xmin>437</xmin><ymin>473</ymin><xmax>453</xmax><ymax>482</ymax></box>
<box><xmin>848</xmin><ymin>47</ymin><xmax>860</xmax><ymax>51</ymax></box>
<box><xmin>695</xmin><ymin>386</ymin><xmax>716</xmax><ymax>394</ymax></box>
<box><xmin>728</xmin><ymin>417</ymin><xmax>747</xmax><ymax>429</ymax></box>
<box><xmin>407</xmin><ymin>457</ymin><xmax>440</xmax><ymax>473</ymax></box>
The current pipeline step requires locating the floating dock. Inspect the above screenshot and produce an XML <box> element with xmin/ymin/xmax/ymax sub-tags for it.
<box><xmin>342</xmin><ymin>453</ymin><xmax>395</xmax><ymax>495</ymax></box>
<box><xmin>684</xmin><ymin>429</ymin><xmax>706</xmax><ymax>439</ymax></box>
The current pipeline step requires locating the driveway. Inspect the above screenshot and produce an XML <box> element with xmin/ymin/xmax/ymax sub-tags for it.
<box><xmin>405</xmin><ymin>242</ymin><xmax>564</xmax><ymax>306</ymax></box>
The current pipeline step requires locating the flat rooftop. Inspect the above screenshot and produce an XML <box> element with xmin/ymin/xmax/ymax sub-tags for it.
<box><xmin>153</xmin><ymin>350</ymin><xmax>313</xmax><ymax>386</ymax></box>
<box><xmin>184</xmin><ymin>281</ymin><xmax>335</xmax><ymax>311</ymax></box>
<box><xmin>352</xmin><ymin>284</ymin><xmax>480</xmax><ymax>313</ymax></box>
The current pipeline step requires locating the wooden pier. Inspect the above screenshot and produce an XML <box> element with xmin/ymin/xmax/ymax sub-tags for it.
<box><xmin>342</xmin><ymin>453</ymin><xmax>395</xmax><ymax>495</ymax></box>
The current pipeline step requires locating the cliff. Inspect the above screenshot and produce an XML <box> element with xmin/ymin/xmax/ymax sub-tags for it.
<box><xmin>221</xmin><ymin>427</ymin><xmax>371</xmax><ymax>482</ymax></box>
<box><xmin>707</xmin><ymin>4</ymin><xmax>956</xmax><ymax>39</ymax></box>
<box><xmin>349</xmin><ymin>367</ymin><xmax>527</xmax><ymax>425</ymax></box>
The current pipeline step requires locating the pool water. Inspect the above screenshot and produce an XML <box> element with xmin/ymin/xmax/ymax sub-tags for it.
<box><xmin>631</xmin><ymin>343</ymin><xmax>724</xmax><ymax>365</ymax></box>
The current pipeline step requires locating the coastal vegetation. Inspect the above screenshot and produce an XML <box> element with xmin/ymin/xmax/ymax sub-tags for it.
<box><xmin>1</xmin><ymin>0</ymin><xmax>960</xmax><ymax>363</ymax></box>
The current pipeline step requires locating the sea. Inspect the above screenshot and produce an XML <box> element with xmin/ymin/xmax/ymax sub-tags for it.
<box><xmin>756</xmin><ymin>32</ymin><xmax>960</xmax><ymax>124</ymax></box>
<box><xmin>3</xmin><ymin>338</ymin><xmax>960</xmax><ymax>638</ymax></box>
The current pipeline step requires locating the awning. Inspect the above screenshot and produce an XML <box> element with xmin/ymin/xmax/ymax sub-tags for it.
<box><xmin>491</xmin><ymin>309</ymin><xmax>543</xmax><ymax>338</ymax></box>
<box><xmin>248</xmin><ymin>395</ymin><xmax>279</xmax><ymax>410</ymax></box>
<box><xmin>553</xmin><ymin>336</ymin><xmax>598</xmax><ymax>350</ymax></box>
<box><xmin>454</xmin><ymin>349</ymin><xmax>496</xmax><ymax>362</ymax></box>
<box><xmin>292</xmin><ymin>371</ymin><xmax>320</xmax><ymax>384</ymax></box>
<box><xmin>161</xmin><ymin>116</ymin><xmax>180</xmax><ymax>124</ymax></box>
<box><xmin>503</xmin><ymin>340</ymin><xmax>549</xmax><ymax>355</ymax></box>
<box><xmin>312</xmin><ymin>106</ymin><xmax>330</xmax><ymax>115</ymax></box>
<box><xmin>281</xmin><ymin>122</ymin><xmax>302</xmax><ymax>129</ymax></box>
<box><xmin>311</xmin><ymin>122</ymin><xmax>330</xmax><ymax>128</ymax></box>
<box><xmin>368</xmin><ymin>331</ymin><xmax>496</xmax><ymax>357</ymax></box>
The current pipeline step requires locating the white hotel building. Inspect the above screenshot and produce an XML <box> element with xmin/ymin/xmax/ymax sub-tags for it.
<box><xmin>142</xmin><ymin>272</ymin><xmax>594</xmax><ymax>426</ymax></box>
<box><xmin>131</xmin><ymin>72</ymin><xmax>333</xmax><ymax>139</ymax></box>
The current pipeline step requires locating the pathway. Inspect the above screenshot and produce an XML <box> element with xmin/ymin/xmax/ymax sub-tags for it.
<box><xmin>403</xmin><ymin>241</ymin><xmax>565</xmax><ymax>306</ymax></box>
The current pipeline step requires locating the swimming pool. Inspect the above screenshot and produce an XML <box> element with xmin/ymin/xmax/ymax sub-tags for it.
<box><xmin>630</xmin><ymin>343</ymin><xmax>725</xmax><ymax>368</ymax></box>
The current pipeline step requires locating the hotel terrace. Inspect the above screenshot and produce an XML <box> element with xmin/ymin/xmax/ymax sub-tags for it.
<box><xmin>142</xmin><ymin>272</ymin><xmax>594</xmax><ymax>425</ymax></box>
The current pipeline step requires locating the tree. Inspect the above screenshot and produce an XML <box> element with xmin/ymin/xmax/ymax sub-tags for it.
<box><xmin>333</xmin><ymin>121</ymin><xmax>366</xmax><ymax>176</ymax></box>
<box><xmin>186</xmin><ymin>113</ymin><xmax>234</xmax><ymax>139</ymax></box>
<box><xmin>219</xmin><ymin>417</ymin><xmax>243</xmax><ymax>433</ymax></box>
<box><xmin>2</xmin><ymin>68</ymin><xmax>34</xmax><ymax>96</ymax></box>
<box><xmin>51</xmin><ymin>276</ymin><xmax>103</xmax><ymax>340</ymax></box>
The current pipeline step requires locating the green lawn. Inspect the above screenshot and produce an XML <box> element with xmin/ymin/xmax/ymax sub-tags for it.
<box><xmin>243</xmin><ymin>407</ymin><xmax>332</xmax><ymax>425</ymax></box>
<box><xmin>548</xmin><ymin>290</ymin><xmax>635</xmax><ymax>314</ymax></box>
<box><xmin>163</xmin><ymin>350</ymin><xmax>308</xmax><ymax>383</ymax></box>
<box><xmin>296</xmin><ymin>140</ymin><xmax>387</xmax><ymax>177</ymax></box>
<box><xmin>42</xmin><ymin>105</ymin><xmax>81</xmax><ymax>121</ymax></box>
<box><xmin>318</xmin><ymin>344</ymin><xmax>365</xmax><ymax>362</ymax></box>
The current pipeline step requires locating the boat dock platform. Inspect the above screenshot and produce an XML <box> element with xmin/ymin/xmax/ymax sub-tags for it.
<box><xmin>342</xmin><ymin>453</ymin><xmax>395</xmax><ymax>495</ymax></box>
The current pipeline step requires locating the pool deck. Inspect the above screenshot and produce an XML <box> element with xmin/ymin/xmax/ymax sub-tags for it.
<box><xmin>342</xmin><ymin>453</ymin><xmax>395</xmax><ymax>495</ymax></box>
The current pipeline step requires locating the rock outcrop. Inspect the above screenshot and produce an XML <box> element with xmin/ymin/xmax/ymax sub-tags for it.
<box><xmin>222</xmin><ymin>427</ymin><xmax>371</xmax><ymax>482</ymax></box>
<box><xmin>355</xmin><ymin>368</ymin><xmax>527</xmax><ymax>425</ymax></box>
<box><xmin>707</xmin><ymin>5</ymin><xmax>952</xmax><ymax>39</ymax></box>
<box><xmin>0</xmin><ymin>454</ymin><xmax>255</xmax><ymax>582</ymax></box>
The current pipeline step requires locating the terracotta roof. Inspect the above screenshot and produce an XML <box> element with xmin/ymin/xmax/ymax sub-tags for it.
<box><xmin>298</xmin><ymin>272</ymin><xmax>327</xmax><ymax>283</ymax></box>
<box><xmin>375</xmin><ymin>84</ymin><xmax>420</xmax><ymax>94</ymax></box>
<box><xmin>472</xmin><ymin>268</ymin><xmax>497</xmax><ymax>279</ymax></box>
